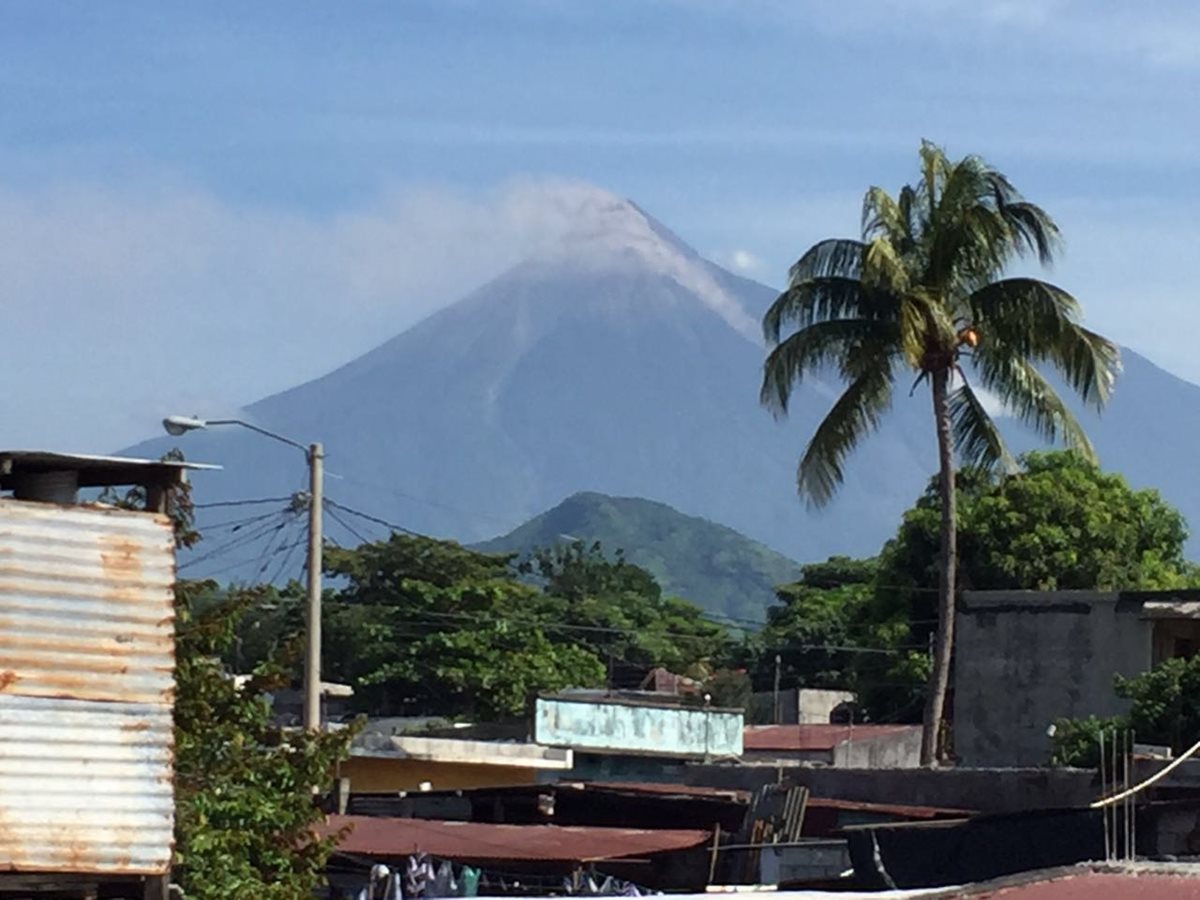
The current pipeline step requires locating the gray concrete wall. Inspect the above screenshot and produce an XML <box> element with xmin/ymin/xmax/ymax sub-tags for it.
<box><xmin>954</xmin><ymin>591</ymin><xmax>1154</xmax><ymax>767</ymax></box>
<box><xmin>685</xmin><ymin>764</ymin><xmax>1099</xmax><ymax>814</ymax></box>
<box><xmin>832</xmin><ymin>727</ymin><xmax>921</xmax><ymax>768</ymax></box>
<box><xmin>798</xmin><ymin>689</ymin><xmax>855</xmax><ymax>725</ymax></box>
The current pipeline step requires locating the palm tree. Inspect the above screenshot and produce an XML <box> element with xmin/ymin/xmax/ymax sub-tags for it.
<box><xmin>761</xmin><ymin>142</ymin><xmax>1120</xmax><ymax>764</ymax></box>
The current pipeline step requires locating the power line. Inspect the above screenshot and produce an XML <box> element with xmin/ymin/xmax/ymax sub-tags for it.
<box><xmin>194</xmin><ymin>496</ymin><xmax>295</xmax><ymax>510</ymax></box>
<box><xmin>324</xmin><ymin>497</ymin><xmax>420</xmax><ymax>537</ymax></box>
<box><xmin>179</xmin><ymin>514</ymin><xmax>292</xmax><ymax>571</ymax></box>
<box><xmin>254</xmin><ymin>515</ymin><xmax>303</xmax><ymax>582</ymax></box>
<box><xmin>199</xmin><ymin>509</ymin><xmax>288</xmax><ymax>533</ymax></box>
<box><xmin>201</xmin><ymin>538</ymin><xmax>308</xmax><ymax>582</ymax></box>
<box><xmin>267</xmin><ymin>531</ymin><xmax>306</xmax><ymax>586</ymax></box>
<box><xmin>323</xmin><ymin>501</ymin><xmax>375</xmax><ymax>547</ymax></box>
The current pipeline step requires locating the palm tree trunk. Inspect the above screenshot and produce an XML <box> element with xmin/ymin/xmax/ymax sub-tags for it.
<box><xmin>921</xmin><ymin>367</ymin><xmax>957</xmax><ymax>765</ymax></box>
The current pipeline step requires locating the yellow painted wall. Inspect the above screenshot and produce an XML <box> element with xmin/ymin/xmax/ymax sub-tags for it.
<box><xmin>341</xmin><ymin>757</ymin><xmax>543</xmax><ymax>793</ymax></box>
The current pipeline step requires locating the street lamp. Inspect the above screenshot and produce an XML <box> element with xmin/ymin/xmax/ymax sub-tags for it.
<box><xmin>163</xmin><ymin>415</ymin><xmax>324</xmax><ymax>732</ymax></box>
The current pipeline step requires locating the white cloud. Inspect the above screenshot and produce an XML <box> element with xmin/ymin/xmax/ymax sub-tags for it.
<box><xmin>723</xmin><ymin>249</ymin><xmax>766</xmax><ymax>275</ymax></box>
<box><xmin>0</xmin><ymin>177</ymin><xmax>626</xmax><ymax>451</ymax></box>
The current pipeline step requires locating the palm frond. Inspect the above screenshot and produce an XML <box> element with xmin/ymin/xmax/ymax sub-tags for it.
<box><xmin>761</xmin><ymin>319</ymin><xmax>895</xmax><ymax>415</ymax></box>
<box><xmin>997</xmin><ymin>201</ymin><xmax>1061</xmax><ymax>265</ymax></box>
<box><xmin>974</xmin><ymin>347</ymin><xmax>1097</xmax><ymax>461</ymax></box>
<box><xmin>969</xmin><ymin>279</ymin><xmax>1119</xmax><ymax>408</ymax></box>
<box><xmin>969</xmin><ymin>278</ymin><xmax>1080</xmax><ymax>348</ymax></box>
<box><xmin>786</xmin><ymin>239</ymin><xmax>865</xmax><ymax>286</ymax></box>
<box><xmin>762</xmin><ymin>276</ymin><xmax>882</xmax><ymax>343</ymax></box>
<box><xmin>862</xmin><ymin>186</ymin><xmax>912</xmax><ymax>249</ymax></box>
<box><xmin>948</xmin><ymin>380</ymin><xmax>1016</xmax><ymax>472</ymax></box>
<box><xmin>863</xmin><ymin>237</ymin><xmax>909</xmax><ymax>292</ymax></box>
<box><xmin>919</xmin><ymin>147</ymin><xmax>1063</xmax><ymax>294</ymax></box>
<box><xmin>1051</xmin><ymin>324</ymin><xmax>1121</xmax><ymax>410</ymax></box>
<box><xmin>917</xmin><ymin>140</ymin><xmax>950</xmax><ymax>219</ymax></box>
<box><xmin>796</xmin><ymin>365</ymin><xmax>894</xmax><ymax>507</ymax></box>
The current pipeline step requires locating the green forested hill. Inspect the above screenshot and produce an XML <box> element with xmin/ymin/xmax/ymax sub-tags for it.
<box><xmin>475</xmin><ymin>491</ymin><xmax>801</xmax><ymax>623</ymax></box>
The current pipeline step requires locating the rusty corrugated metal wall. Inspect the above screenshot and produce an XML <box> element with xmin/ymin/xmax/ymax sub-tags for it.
<box><xmin>0</xmin><ymin>499</ymin><xmax>175</xmax><ymax>875</ymax></box>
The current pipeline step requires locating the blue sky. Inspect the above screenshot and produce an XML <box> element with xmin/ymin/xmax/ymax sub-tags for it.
<box><xmin>4</xmin><ymin>1</ymin><xmax>1200</xmax><ymax>449</ymax></box>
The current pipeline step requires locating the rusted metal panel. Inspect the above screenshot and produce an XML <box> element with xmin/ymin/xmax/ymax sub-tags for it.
<box><xmin>0</xmin><ymin>500</ymin><xmax>175</xmax><ymax>875</ymax></box>
<box><xmin>325</xmin><ymin>815</ymin><xmax>711</xmax><ymax>862</ymax></box>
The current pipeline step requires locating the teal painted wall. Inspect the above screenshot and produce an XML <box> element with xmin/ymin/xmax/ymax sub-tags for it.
<box><xmin>535</xmin><ymin>697</ymin><xmax>743</xmax><ymax>758</ymax></box>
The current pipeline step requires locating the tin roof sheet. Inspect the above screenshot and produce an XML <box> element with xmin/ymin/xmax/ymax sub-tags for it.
<box><xmin>0</xmin><ymin>500</ymin><xmax>175</xmax><ymax>875</ymax></box>
<box><xmin>325</xmin><ymin>816</ymin><xmax>710</xmax><ymax>863</ymax></box>
<box><xmin>743</xmin><ymin>724</ymin><xmax>918</xmax><ymax>752</ymax></box>
<box><xmin>965</xmin><ymin>871</ymin><xmax>1200</xmax><ymax>898</ymax></box>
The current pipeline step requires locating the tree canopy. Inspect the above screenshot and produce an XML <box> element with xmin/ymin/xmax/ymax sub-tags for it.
<box><xmin>173</xmin><ymin>581</ymin><xmax>354</xmax><ymax>899</ymax></box>
<box><xmin>520</xmin><ymin>540</ymin><xmax>732</xmax><ymax>680</ymax></box>
<box><xmin>746</xmin><ymin>556</ymin><xmax>877</xmax><ymax>700</ymax></box>
<box><xmin>321</xmin><ymin>535</ymin><xmax>607</xmax><ymax>719</ymax></box>
<box><xmin>311</xmin><ymin>535</ymin><xmax>730</xmax><ymax>719</ymax></box>
<box><xmin>751</xmin><ymin>452</ymin><xmax>1194</xmax><ymax>725</ymax></box>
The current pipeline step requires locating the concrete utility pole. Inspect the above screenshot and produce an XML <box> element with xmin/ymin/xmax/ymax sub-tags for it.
<box><xmin>303</xmin><ymin>442</ymin><xmax>324</xmax><ymax>733</ymax></box>
<box><xmin>162</xmin><ymin>416</ymin><xmax>325</xmax><ymax>731</ymax></box>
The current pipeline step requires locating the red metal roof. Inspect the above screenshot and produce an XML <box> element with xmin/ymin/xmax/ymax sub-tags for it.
<box><xmin>324</xmin><ymin>815</ymin><xmax>711</xmax><ymax>863</ymax></box>
<box><xmin>743</xmin><ymin>724</ymin><xmax>918</xmax><ymax>751</ymax></box>
<box><xmin>971</xmin><ymin>871</ymin><xmax>1200</xmax><ymax>898</ymax></box>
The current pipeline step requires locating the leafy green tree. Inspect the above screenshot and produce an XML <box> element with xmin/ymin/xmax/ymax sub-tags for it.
<box><xmin>1117</xmin><ymin>656</ymin><xmax>1200</xmax><ymax>755</ymax></box>
<box><xmin>322</xmin><ymin>535</ymin><xmax>606</xmax><ymax>718</ymax></box>
<box><xmin>750</xmin><ymin>556</ymin><xmax>876</xmax><ymax>697</ymax></box>
<box><xmin>1052</xmin><ymin>656</ymin><xmax>1200</xmax><ymax>766</ymax></box>
<box><xmin>761</xmin><ymin>141</ymin><xmax>1120</xmax><ymax>761</ymax></box>
<box><xmin>522</xmin><ymin>541</ymin><xmax>731</xmax><ymax>678</ymax></box>
<box><xmin>173</xmin><ymin>581</ymin><xmax>355</xmax><ymax>899</ymax></box>
<box><xmin>1048</xmin><ymin>715</ymin><xmax>1124</xmax><ymax>768</ymax></box>
<box><xmin>865</xmin><ymin>451</ymin><xmax>1191</xmax><ymax>724</ymax></box>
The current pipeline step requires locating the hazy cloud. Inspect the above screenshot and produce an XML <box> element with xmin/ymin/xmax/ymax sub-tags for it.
<box><xmin>716</xmin><ymin>249</ymin><xmax>767</xmax><ymax>276</ymax></box>
<box><xmin>0</xmin><ymin>177</ymin><xmax>622</xmax><ymax>450</ymax></box>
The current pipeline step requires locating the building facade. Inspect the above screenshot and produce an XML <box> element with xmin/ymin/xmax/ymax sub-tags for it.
<box><xmin>955</xmin><ymin>589</ymin><xmax>1200</xmax><ymax>766</ymax></box>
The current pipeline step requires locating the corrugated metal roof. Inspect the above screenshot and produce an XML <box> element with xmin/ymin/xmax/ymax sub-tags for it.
<box><xmin>0</xmin><ymin>500</ymin><xmax>175</xmax><ymax>875</ymax></box>
<box><xmin>325</xmin><ymin>815</ymin><xmax>710</xmax><ymax>863</ymax></box>
<box><xmin>967</xmin><ymin>871</ymin><xmax>1200</xmax><ymax>898</ymax></box>
<box><xmin>743</xmin><ymin>724</ymin><xmax>918</xmax><ymax>752</ymax></box>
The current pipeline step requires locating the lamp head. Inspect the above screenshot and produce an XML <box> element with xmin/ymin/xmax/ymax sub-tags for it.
<box><xmin>162</xmin><ymin>415</ymin><xmax>207</xmax><ymax>437</ymax></box>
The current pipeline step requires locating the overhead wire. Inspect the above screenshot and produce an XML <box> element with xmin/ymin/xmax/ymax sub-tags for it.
<box><xmin>322</xmin><ymin>501</ymin><xmax>375</xmax><ymax>547</ymax></box>
<box><xmin>323</xmin><ymin>497</ymin><xmax>420</xmax><ymax>536</ymax></box>
<box><xmin>194</xmin><ymin>496</ymin><xmax>296</xmax><ymax>510</ymax></box>
<box><xmin>253</xmin><ymin>513</ymin><xmax>303</xmax><ymax>582</ymax></box>
<box><xmin>179</xmin><ymin>513</ymin><xmax>293</xmax><ymax>571</ymax></box>
<box><xmin>199</xmin><ymin>509</ymin><xmax>289</xmax><ymax>534</ymax></box>
<box><xmin>266</xmin><ymin>533</ymin><xmax>306</xmax><ymax>586</ymax></box>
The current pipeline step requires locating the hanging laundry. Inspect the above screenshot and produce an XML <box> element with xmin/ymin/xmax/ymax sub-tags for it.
<box><xmin>459</xmin><ymin>865</ymin><xmax>481</xmax><ymax>898</ymax></box>
<box><xmin>406</xmin><ymin>853</ymin><xmax>430</xmax><ymax>899</ymax></box>
<box><xmin>429</xmin><ymin>860</ymin><xmax>456</xmax><ymax>898</ymax></box>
